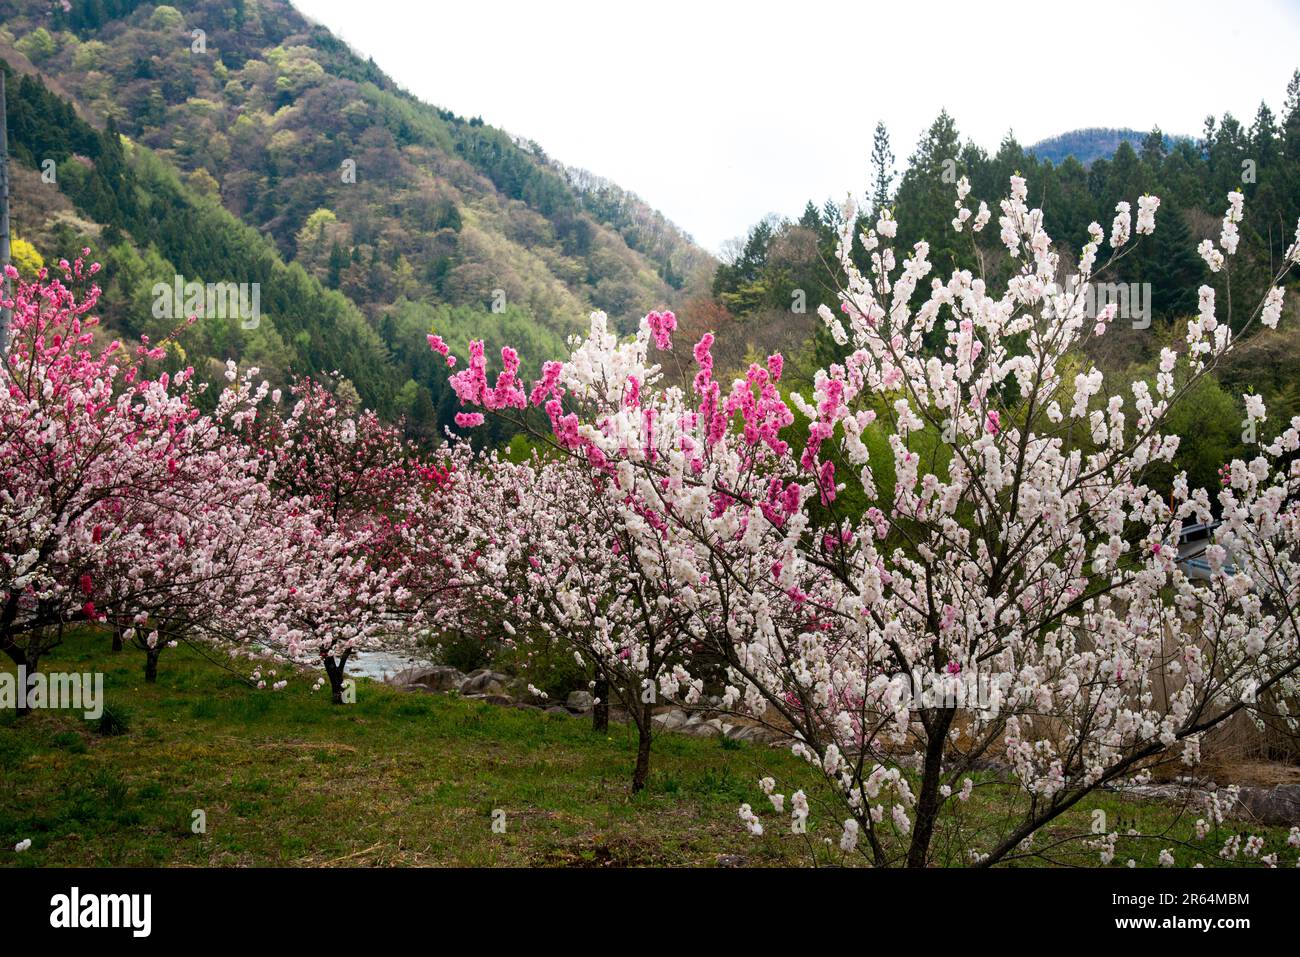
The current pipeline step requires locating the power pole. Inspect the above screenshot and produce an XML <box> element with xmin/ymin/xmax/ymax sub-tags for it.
<box><xmin>0</xmin><ymin>69</ymin><xmax>11</xmax><ymax>353</ymax></box>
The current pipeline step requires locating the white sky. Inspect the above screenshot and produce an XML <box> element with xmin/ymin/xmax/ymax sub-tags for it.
<box><xmin>293</xmin><ymin>0</ymin><xmax>1300</xmax><ymax>253</ymax></box>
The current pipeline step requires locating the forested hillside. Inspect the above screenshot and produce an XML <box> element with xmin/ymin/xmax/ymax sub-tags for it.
<box><xmin>4</xmin><ymin>0</ymin><xmax>1298</xmax><ymax>469</ymax></box>
<box><xmin>0</xmin><ymin>0</ymin><xmax>712</xmax><ymax>440</ymax></box>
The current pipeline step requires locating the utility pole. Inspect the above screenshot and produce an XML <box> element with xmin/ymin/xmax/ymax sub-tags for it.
<box><xmin>0</xmin><ymin>69</ymin><xmax>11</xmax><ymax>353</ymax></box>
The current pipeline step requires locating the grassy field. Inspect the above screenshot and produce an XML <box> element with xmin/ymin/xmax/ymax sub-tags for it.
<box><xmin>0</xmin><ymin>632</ymin><xmax>1291</xmax><ymax>867</ymax></box>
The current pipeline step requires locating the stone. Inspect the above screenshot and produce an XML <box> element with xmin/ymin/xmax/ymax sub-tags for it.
<box><xmin>683</xmin><ymin>720</ymin><xmax>721</xmax><ymax>737</ymax></box>
<box><xmin>1236</xmin><ymin>785</ymin><xmax>1300</xmax><ymax>826</ymax></box>
<box><xmin>480</xmin><ymin>694</ymin><xmax>514</xmax><ymax>707</ymax></box>
<box><xmin>652</xmin><ymin>709</ymin><xmax>689</xmax><ymax>731</ymax></box>
<box><xmin>511</xmin><ymin>702</ymin><xmax>543</xmax><ymax>712</ymax></box>
<box><xmin>390</xmin><ymin>665</ymin><xmax>465</xmax><ymax>692</ymax></box>
<box><xmin>566</xmin><ymin>690</ymin><xmax>594</xmax><ymax>713</ymax></box>
<box><xmin>461</xmin><ymin>671</ymin><xmax>511</xmax><ymax>695</ymax></box>
<box><xmin>715</xmin><ymin>854</ymin><xmax>747</xmax><ymax>867</ymax></box>
<box><xmin>545</xmin><ymin>706</ymin><xmax>572</xmax><ymax>717</ymax></box>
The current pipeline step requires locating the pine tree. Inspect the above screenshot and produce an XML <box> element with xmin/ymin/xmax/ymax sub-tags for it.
<box><xmin>1249</xmin><ymin>101</ymin><xmax>1279</xmax><ymax>176</ymax></box>
<box><xmin>327</xmin><ymin>240</ymin><xmax>346</xmax><ymax>289</ymax></box>
<box><xmin>869</xmin><ymin>121</ymin><xmax>895</xmax><ymax>216</ymax></box>
<box><xmin>1135</xmin><ymin>204</ymin><xmax>1205</xmax><ymax>320</ymax></box>
<box><xmin>1140</xmin><ymin>126</ymin><xmax>1167</xmax><ymax>167</ymax></box>
<box><xmin>893</xmin><ymin>111</ymin><xmax>967</xmax><ymax>274</ymax></box>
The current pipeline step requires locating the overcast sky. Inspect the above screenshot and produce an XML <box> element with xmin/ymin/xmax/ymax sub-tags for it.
<box><xmin>293</xmin><ymin>0</ymin><xmax>1300</xmax><ymax>253</ymax></box>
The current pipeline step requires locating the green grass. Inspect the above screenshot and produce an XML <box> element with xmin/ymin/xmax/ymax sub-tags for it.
<box><xmin>0</xmin><ymin>632</ymin><xmax>1291</xmax><ymax>867</ymax></box>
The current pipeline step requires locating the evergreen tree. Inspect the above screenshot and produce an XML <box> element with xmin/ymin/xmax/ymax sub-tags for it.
<box><xmin>893</xmin><ymin>110</ymin><xmax>969</xmax><ymax>274</ymax></box>
<box><xmin>1140</xmin><ymin>126</ymin><xmax>1167</xmax><ymax>167</ymax></box>
<box><xmin>327</xmin><ymin>240</ymin><xmax>346</xmax><ymax>289</ymax></box>
<box><xmin>869</xmin><ymin>121</ymin><xmax>895</xmax><ymax>216</ymax></box>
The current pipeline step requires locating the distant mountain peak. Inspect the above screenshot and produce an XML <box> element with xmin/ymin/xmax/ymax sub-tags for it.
<box><xmin>1028</xmin><ymin>127</ymin><xmax>1187</xmax><ymax>166</ymax></box>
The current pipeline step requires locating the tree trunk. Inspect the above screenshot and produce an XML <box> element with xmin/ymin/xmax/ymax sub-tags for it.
<box><xmin>906</xmin><ymin>709</ymin><xmax>953</xmax><ymax>868</ymax></box>
<box><xmin>592</xmin><ymin>675</ymin><xmax>609</xmax><ymax>733</ymax></box>
<box><xmin>323</xmin><ymin>654</ymin><xmax>350</xmax><ymax>704</ymax></box>
<box><xmin>1</xmin><ymin>636</ymin><xmax>25</xmax><ymax>670</ymax></box>
<box><xmin>1</xmin><ymin>631</ymin><xmax>34</xmax><ymax>712</ymax></box>
<box><xmin>144</xmin><ymin>646</ymin><xmax>161</xmax><ymax>683</ymax></box>
<box><xmin>630</xmin><ymin>700</ymin><xmax>653</xmax><ymax>793</ymax></box>
<box><xmin>111</xmin><ymin>626</ymin><xmax>124</xmax><ymax>652</ymax></box>
<box><xmin>2</xmin><ymin>638</ymin><xmax>35</xmax><ymax>716</ymax></box>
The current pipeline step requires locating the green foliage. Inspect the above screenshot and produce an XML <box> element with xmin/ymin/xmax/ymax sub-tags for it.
<box><xmin>494</xmin><ymin>635</ymin><xmax>589</xmax><ymax>704</ymax></box>
<box><xmin>94</xmin><ymin>704</ymin><xmax>131</xmax><ymax>737</ymax></box>
<box><xmin>1145</xmin><ymin>372</ymin><xmax>1244</xmax><ymax>496</ymax></box>
<box><xmin>15</xmin><ymin>27</ymin><xmax>57</xmax><ymax>63</ymax></box>
<box><xmin>431</xmin><ymin>631</ymin><xmax>495</xmax><ymax>675</ymax></box>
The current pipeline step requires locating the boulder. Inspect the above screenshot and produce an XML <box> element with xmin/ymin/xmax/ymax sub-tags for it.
<box><xmin>390</xmin><ymin>665</ymin><xmax>465</xmax><ymax>692</ymax></box>
<box><xmin>1236</xmin><ymin>785</ymin><xmax>1300</xmax><ymax>826</ymax></box>
<box><xmin>461</xmin><ymin>671</ymin><xmax>511</xmax><ymax>695</ymax></box>
<box><xmin>683</xmin><ymin>720</ymin><xmax>722</xmax><ymax>737</ymax></box>
<box><xmin>545</xmin><ymin>706</ymin><xmax>573</xmax><ymax>717</ymax></box>
<box><xmin>652</xmin><ymin>709</ymin><xmax>689</xmax><ymax>731</ymax></box>
<box><xmin>566</xmin><ymin>690</ymin><xmax>594</xmax><ymax>713</ymax></box>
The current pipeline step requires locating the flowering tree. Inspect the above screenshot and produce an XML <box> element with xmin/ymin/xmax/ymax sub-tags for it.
<box><xmin>0</xmin><ymin>259</ymin><xmax>228</xmax><ymax>705</ymax></box>
<box><xmin>491</xmin><ymin>451</ymin><xmax>706</xmax><ymax>791</ymax></box>
<box><xmin>95</xmin><ymin>462</ymin><xmax>278</xmax><ymax>684</ymax></box>
<box><xmin>448</xmin><ymin>183</ymin><xmax>1300</xmax><ymax>866</ymax></box>
<box><xmin>222</xmin><ymin>376</ymin><xmax>478</xmax><ymax>702</ymax></box>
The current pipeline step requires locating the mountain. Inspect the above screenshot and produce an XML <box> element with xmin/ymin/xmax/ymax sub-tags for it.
<box><xmin>1028</xmin><ymin>127</ymin><xmax>1186</xmax><ymax>166</ymax></box>
<box><xmin>0</xmin><ymin>0</ymin><xmax>713</xmax><ymax>438</ymax></box>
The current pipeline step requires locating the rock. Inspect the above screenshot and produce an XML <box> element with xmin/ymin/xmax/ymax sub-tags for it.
<box><xmin>683</xmin><ymin>720</ymin><xmax>721</xmax><ymax>737</ymax></box>
<box><xmin>1236</xmin><ymin>785</ymin><xmax>1300</xmax><ymax>826</ymax></box>
<box><xmin>511</xmin><ymin>702</ymin><xmax>543</xmax><ymax>712</ymax></box>
<box><xmin>480</xmin><ymin>694</ymin><xmax>514</xmax><ymax>707</ymax></box>
<box><xmin>1107</xmin><ymin>781</ymin><xmax>1299</xmax><ymax>827</ymax></box>
<box><xmin>390</xmin><ymin>665</ymin><xmax>466</xmax><ymax>692</ymax></box>
<box><xmin>652</xmin><ymin>709</ymin><xmax>689</xmax><ymax>731</ymax></box>
<box><xmin>545</xmin><ymin>706</ymin><xmax>573</xmax><ymax>717</ymax></box>
<box><xmin>566</xmin><ymin>690</ymin><xmax>594</xmax><ymax>713</ymax></box>
<box><xmin>461</xmin><ymin>671</ymin><xmax>511</xmax><ymax>695</ymax></box>
<box><xmin>715</xmin><ymin>854</ymin><xmax>747</xmax><ymax>867</ymax></box>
